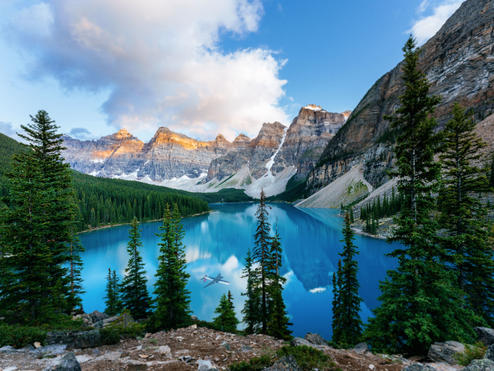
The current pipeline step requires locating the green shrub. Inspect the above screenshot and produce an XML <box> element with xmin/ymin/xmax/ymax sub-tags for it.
<box><xmin>455</xmin><ymin>342</ymin><xmax>487</xmax><ymax>366</ymax></box>
<box><xmin>100</xmin><ymin>321</ymin><xmax>145</xmax><ymax>345</ymax></box>
<box><xmin>276</xmin><ymin>346</ymin><xmax>340</xmax><ymax>371</ymax></box>
<box><xmin>229</xmin><ymin>346</ymin><xmax>340</xmax><ymax>371</ymax></box>
<box><xmin>100</xmin><ymin>327</ymin><xmax>120</xmax><ymax>345</ymax></box>
<box><xmin>229</xmin><ymin>354</ymin><xmax>274</xmax><ymax>371</ymax></box>
<box><xmin>0</xmin><ymin>324</ymin><xmax>47</xmax><ymax>348</ymax></box>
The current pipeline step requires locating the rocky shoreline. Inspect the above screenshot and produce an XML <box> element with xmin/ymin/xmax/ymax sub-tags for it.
<box><xmin>1</xmin><ymin>311</ymin><xmax>493</xmax><ymax>370</ymax></box>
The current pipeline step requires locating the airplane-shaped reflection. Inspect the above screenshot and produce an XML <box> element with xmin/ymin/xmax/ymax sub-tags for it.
<box><xmin>201</xmin><ymin>273</ymin><xmax>230</xmax><ymax>288</ymax></box>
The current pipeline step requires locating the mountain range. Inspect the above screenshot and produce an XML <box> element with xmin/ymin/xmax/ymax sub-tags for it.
<box><xmin>62</xmin><ymin>105</ymin><xmax>349</xmax><ymax>198</ymax></box>
<box><xmin>63</xmin><ymin>0</ymin><xmax>493</xmax><ymax>203</ymax></box>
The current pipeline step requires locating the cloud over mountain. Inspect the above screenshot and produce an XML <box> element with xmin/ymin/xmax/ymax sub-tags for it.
<box><xmin>9</xmin><ymin>0</ymin><xmax>288</xmax><ymax>140</ymax></box>
<box><xmin>410</xmin><ymin>0</ymin><xmax>465</xmax><ymax>45</ymax></box>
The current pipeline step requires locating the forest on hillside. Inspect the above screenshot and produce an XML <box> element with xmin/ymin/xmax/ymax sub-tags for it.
<box><xmin>0</xmin><ymin>133</ymin><xmax>210</xmax><ymax>231</ymax></box>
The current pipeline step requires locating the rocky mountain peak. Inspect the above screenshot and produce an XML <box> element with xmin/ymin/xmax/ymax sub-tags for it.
<box><xmin>113</xmin><ymin>128</ymin><xmax>132</xmax><ymax>140</ymax></box>
<box><xmin>233</xmin><ymin>134</ymin><xmax>250</xmax><ymax>147</ymax></box>
<box><xmin>250</xmin><ymin>122</ymin><xmax>286</xmax><ymax>148</ymax></box>
<box><xmin>213</xmin><ymin>134</ymin><xmax>231</xmax><ymax>148</ymax></box>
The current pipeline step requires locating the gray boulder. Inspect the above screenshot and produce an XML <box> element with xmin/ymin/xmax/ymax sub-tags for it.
<box><xmin>353</xmin><ymin>342</ymin><xmax>369</xmax><ymax>354</ymax></box>
<box><xmin>88</xmin><ymin>310</ymin><xmax>108</xmax><ymax>323</ymax></box>
<box><xmin>428</xmin><ymin>341</ymin><xmax>465</xmax><ymax>364</ymax></box>
<box><xmin>45</xmin><ymin>352</ymin><xmax>81</xmax><ymax>371</ymax></box>
<box><xmin>46</xmin><ymin>329</ymin><xmax>101</xmax><ymax>349</ymax></box>
<box><xmin>304</xmin><ymin>332</ymin><xmax>326</xmax><ymax>346</ymax></box>
<box><xmin>463</xmin><ymin>359</ymin><xmax>494</xmax><ymax>371</ymax></box>
<box><xmin>290</xmin><ymin>337</ymin><xmax>313</xmax><ymax>347</ymax></box>
<box><xmin>475</xmin><ymin>327</ymin><xmax>494</xmax><ymax>346</ymax></box>
<box><xmin>485</xmin><ymin>344</ymin><xmax>494</xmax><ymax>361</ymax></box>
<box><xmin>264</xmin><ymin>355</ymin><xmax>301</xmax><ymax>371</ymax></box>
<box><xmin>402</xmin><ymin>364</ymin><xmax>437</xmax><ymax>371</ymax></box>
<box><xmin>197</xmin><ymin>359</ymin><xmax>218</xmax><ymax>371</ymax></box>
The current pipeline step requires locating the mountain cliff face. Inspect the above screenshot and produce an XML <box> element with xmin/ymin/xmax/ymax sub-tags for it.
<box><xmin>63</xmin><ymin>105</ymin><xmax>348</xmax><ymax>197</ymax></box>
<box><xmin>307</xmin><ymin>0</ymin><xmax>494</xmax><ymax>194</ymax></box>
<box><xmin>272</xmin><ymin>105</ymin><xmax>349</xmax><ymax>177</ymax></box>
<box><xmin>206</xmin><ymin>121</ymin><xmax>286</xmax><ymax>181</ymax></box>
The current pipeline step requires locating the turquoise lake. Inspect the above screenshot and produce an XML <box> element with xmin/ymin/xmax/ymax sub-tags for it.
<box><xmin>79</xmin><ymin>203</ymin><xmax>398</xmax><ymax>338</ymax></box>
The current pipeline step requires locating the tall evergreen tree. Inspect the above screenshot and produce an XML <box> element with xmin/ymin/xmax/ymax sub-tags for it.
<box><xmin>67</xmin><ymin>236</ymin><xmax>85</xmax><ymax>313</ymax></box>
<box><xmin>0</xmin><ymin>111</ymin><xmax>78</xmax><ymax>324</ymax></box>
<box><xmin>438</xmin><ymin>103</ymin><xmax>494</xmax><ymax>325</ymax></box>
<box><xmin>366</xmin><ymin>37</ymin><xmax>475</xmax><ymax>355</ymax></box>
<box><xmin>241</xmin><ymin>249</ymin><xmax>261</xmax><ymax>334</ymax></box>
<box><xmin>252</xmin><ymin>190</ymin><xmax>271</xmax><ymax>333</ymax></box>
<box><xmin>152</xmin><ymin>204</ymin><xmax>191</xmax><ymax>330</ymax></box>
<box><xmin>104</xmin><ymin>268</ymin><xmax>122</xmax><ymax>316</ymax></box>
<box><xmin>331</xmin><ymin>212</ymin><xmax>362</xmax><ymax>347</ymax></box>
<box><xmin>331</xmin><ymin>260</ymin><xmax>343</xmax><ymax>344</ymax></box>
<box><xmin>213</xmin><ymin>291</ymin><xmax>239</xmax><ymax>333</ymax></box>
<box><xmin>120</xmin><ymin>217</ymin><xmax>152</xmax><ymax>320</ymax></box>
<box><xmin>266</xmin><ymin>229</ymin><xmax>292</xmax><ymax>340</ymax></box>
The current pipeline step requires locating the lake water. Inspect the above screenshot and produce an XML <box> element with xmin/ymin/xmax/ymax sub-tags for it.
<box><xmin>79</xmin><ymin>203</ymin><xmax>398</xmax><ymax>338</ymax></box>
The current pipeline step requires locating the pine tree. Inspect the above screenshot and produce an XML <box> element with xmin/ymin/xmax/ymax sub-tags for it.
<box><xmin>0</xmin><ymin>111</ymin><xmax>79</xmax><ymax>324</ymax></box>
<box><xmin>152</xmin><ymin>204</ymin><xmax>191</xmax><ymax>330</ymax></box>
<box><xmin>252</xmin><ymin>190</ymin><xmax>272</xmax><ymax>333</ymax></box>
<box><xmin>67</xmin><ymin>236</ymin><xmax>85</xmax><ymax>313</ymax></box>
<box><xmin>213</xmin><ymin>291</ymin><xmax>239</xmax><ymax>333</ymax></box>
<box><xmin>331</xmin><ymin>260</ymin><xmax>343</xmax><ymax>345</ymax></box>
<box><xmin>438</xmin><ymin>103</ymin><xmax>494</xmax><ymax>325</ymax></box>
<box><xmin>241</xmin><ymin>249</ymin><xmax>261</xmax><ymax>334</ymax></box>
<box><xmin>266</xmin><ymin>229</ymin><xmax>292</xmax><ymax>340</ymax></box>
<box><xmin>366</xmin><ymin>37</ymin><xmax>475</xmax><ymax>355</ymax></box>
<box><xmin>331</xmin><ymin>212</ymin><xmax>362</xmax><ymax>347</ymax></box>
<box><xmin>120</xmin><ymin>217</ymin><xmax>152</xmax><ymax>320</ymax></box>
<box><xmin>104</xmin><ymin>268</ymin><xmax>122</xmax><ymax>316</ymax></box>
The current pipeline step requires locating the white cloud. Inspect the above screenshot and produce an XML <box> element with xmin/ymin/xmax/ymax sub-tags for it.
<box><xmin>8</xmin><ymin>0</ymin><xmax>288</xmax><ymax>140</ymax></box>
<box><xmin>410</xmin><ymin>0</ymin><xmax>464</xmax><ymax>45</ymax></box>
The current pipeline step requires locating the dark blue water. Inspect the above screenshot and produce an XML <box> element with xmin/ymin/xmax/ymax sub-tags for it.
<box><xmin>79</xmin><ymin>203</ymin><xmax>398</xmax><ymax>338</ymax></box>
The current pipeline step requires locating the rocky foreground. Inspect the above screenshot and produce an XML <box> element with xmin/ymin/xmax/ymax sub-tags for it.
<box><xmin>1</xmin><ymin>324</ymin><xmax>494</xmax><ymax>371</ymax></box>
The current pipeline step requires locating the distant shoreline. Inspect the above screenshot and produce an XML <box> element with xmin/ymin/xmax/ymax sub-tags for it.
<box><xmin>77</xmin><ymin>210</ymin><xmax>211</xmax><ymax>234</ymax></box>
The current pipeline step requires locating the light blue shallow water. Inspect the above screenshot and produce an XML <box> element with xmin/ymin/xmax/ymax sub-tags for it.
<box><xmin>79</xmin><ymin>203</ymin><xmax>398</xmax><ymax>338</ymax></box>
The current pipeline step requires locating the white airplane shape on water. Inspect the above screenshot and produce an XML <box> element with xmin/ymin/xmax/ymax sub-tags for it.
<box><xmin>201</xmin><ymin>273</ymin><xmax>230</xmax><ymax>288</ymax></box>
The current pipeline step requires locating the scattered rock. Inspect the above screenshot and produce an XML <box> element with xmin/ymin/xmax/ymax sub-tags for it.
<box><xmin>475</xmin><ymin>327</ymin><xmax>494</xmax><ymax>346</ymax></box>
<box><xmin>221</xmin><ymin>341</ymin><xmax>231</xmax><ymax>351</ymax></box>
<box><xmin>46</xmin><ymin>329</ymin><xmax>101</xmax><ymax>349</ymax></box>
<box><xmin>304</xmin><ymin>332</ymin><xmax>326</xmax><ymax>346</ymax></box>
<box><xmin>197</xmin><ymin>359</ymin><xmax>218</xmax><ymax>371</ymax></box>
<box><xmin>35</xmin><ymin>344</ymin><xmax>68</xmax><ymax>357</ymax></box>
<box><xmin>0</xmin><ymin>345</ymin><xmax>16</xmax><ymax>353</ymax></box>
<box><xmin>34</xmin><ymin>341</ymin><xmax>42</xmax><ymax>349</ymax></box>
<box><xmin>290</xmin><ymin>337</ymin><xmax>313</xmax><ymax>347</ymax></box>
<box><xmin>353</xmin><ymin>342</ymin><xmax>369</xmax><ymax>354</ymax></box>
<box><xmin>402</xmin><ymin>364</ymin><xmax>437</xmax><ymax>371</ymax></box>
<box><xmin>241</xmin><ymin>345</ymin><xmax>252</xmax><ymax>352</ymax></box>
<box><xmin>102</xmin><ymin>311</ymin><xmax>135</xmax><ymax>328</ymax></box>
<box><xmin>463</xmin><ymin>358</ymin><xmax>494</xmax><ymax>370</ymax></box>
<box><xmin>179</xmin><ymin>354</ymin><xmax>195</xmax><ymax>363</ymax></box>
<box><xmin>89</xmin><ymin>310</ymin><xmax>108</xmax><ymax>324</ymax></box>
<box><xmin>190</xmin><ymin>324</ymin><xmax>198</xmax><ymax>329</ymax></box>
<box><xmin>264</xmin><ymin>355</ymin><xmax>301</xmax><ymax>371</ymax></box>
<box><xmin>45</xmin><ymin>352</ymin><xmax>81</xmax><ymax>371</ymax></box>
<box><xmin>155</xmin><ymin>345</ymin><xmax>172</xmax><ymax>358</ymax></box>
<box><xmin>368</xmin><ymin>364</ymin><xmax>375</xmax><ymax>370</ymax></box>
<box><xmin>428</xmin><ymin>341</ymin><xmax>465</xmax><ymax>364</ymax></box>
<box><xmin>485</xmin><ymin>344</ymin><xmax>494</xmax><ymax>361</ymax></box>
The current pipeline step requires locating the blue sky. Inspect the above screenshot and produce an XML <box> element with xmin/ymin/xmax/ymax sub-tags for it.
<box><xmin>0</xmin><ymin>0</ymin><xmax>464</xmax><ymax>142</ymax></box>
